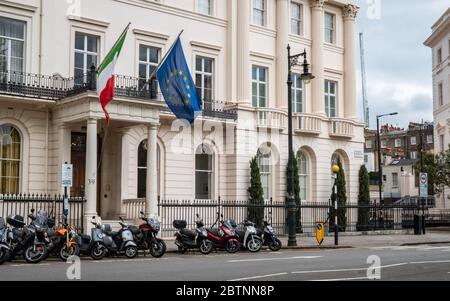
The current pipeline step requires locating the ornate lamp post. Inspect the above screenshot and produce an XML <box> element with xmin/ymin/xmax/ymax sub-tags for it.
<box><xmin>287</xmin><ymin>45</ymin><xmax>315</xmax><ymax>246</ymax></box>
<box><xmin>331</xmin><ymin>164</ymin><xmax>340</xmax><ymax>245</ymax></box>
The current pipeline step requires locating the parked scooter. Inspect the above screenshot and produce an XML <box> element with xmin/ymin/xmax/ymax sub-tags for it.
<box><xmin>74</xmin><ymin>217</ymin><xmax>110</xmax><ymax>260</ymax></box>
<box><xmin>235</xmin><ymin>220</ymin><xmax>262</xmax><ymax>253</ymax></box>
<box><xmin>4</xmin><ymin>213</ymin><xmax>29</xmax><ymax>261</ymax></box>
<box><xmin>0</xmin><ymin>217</ymin><xmax>10</xmax><ymax>265</ymax></box>
<box><xmin>257</xmin><ymin>218</ymin><xmax>282</xmax><ymax>251</ymax></box>
<box><xmin>108</xmin><ymin>217</ymin><xmax>138</xmax><ymax>259</ymax></box>
<box><xmin>173</xmin><ymin>214</ymin><xmax>213</xmax><ymax>254</ymax></box>
<box><xmin>205</xmin><ymin>213</ymin><xmax>240</xmax><ymax>253</ymax></box>
<box><xmin>131</xmin><ymin>211</ymin><xmax>166</xmax><ymax>258</ymax></box>
<box><xmin>22</xmin><ymin>210</ymin><xmax>52</xmax><ymax>264</ymax></box>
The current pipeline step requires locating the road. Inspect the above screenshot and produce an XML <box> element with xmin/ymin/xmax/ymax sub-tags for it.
<box><xmin>1</xmin><ymin>244</ymin><xmax>450</xmax><ymax>281</ymax></box>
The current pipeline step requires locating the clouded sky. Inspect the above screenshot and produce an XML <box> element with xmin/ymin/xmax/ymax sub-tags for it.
<box><xmin>355</xmin><ymin>0</ymin><xmax>449</xmax><ymax>129</ymax></box>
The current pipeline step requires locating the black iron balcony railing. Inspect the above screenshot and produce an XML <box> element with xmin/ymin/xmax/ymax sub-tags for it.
<box><xmin>0</xmin><ymin>70</ymin><xmax>237</xmax><ymax>120</ymax></box>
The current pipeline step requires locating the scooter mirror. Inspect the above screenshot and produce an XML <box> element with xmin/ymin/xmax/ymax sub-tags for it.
<box><xmin>31</xmin><ymin>209</ymin><xmax>35</xmax><ymax>213</ymax></box>
<box><xmin>140</xmin><ymin>211</ymin><xmax>145</xmax><ymax>215</ymax></box>
<box><xmin>119</xmin><ymin>216</ymin><xmax>124</xmax><ymax>222</ymax></box>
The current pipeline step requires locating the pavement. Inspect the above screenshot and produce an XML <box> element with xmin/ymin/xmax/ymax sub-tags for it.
<box><xmin>1</xmin><ymin>229</ymin><xmax>449</xmax><ymax>282</ymax></box>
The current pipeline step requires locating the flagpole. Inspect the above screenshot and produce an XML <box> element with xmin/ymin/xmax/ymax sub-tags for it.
<box><xmin>97</xmin><ymin>22</ymin><xmax>131</xmax><ymax>72</ymax></box>
<box><xmin>149</xmin><ymin>29</ymin><xmax>184</xmax><ymax>80</ymax></box>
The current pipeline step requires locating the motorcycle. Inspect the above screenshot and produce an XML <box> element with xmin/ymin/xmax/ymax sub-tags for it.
<box><xmin>235</xmin><ymin>220</ymin><xmax>262</xmax><ymax>253</ymax></box>
<box><xmin>130</xmin><ymin>211</ymin><xmax>166</xmax><ymax>258</ymax></box>
<box><xmin>257</xmin><ymin>218</ymin><xmax>282</xmax><ymax>252</ymax></box>
<box><xmin>54</xmin><ymin>224</ymin><xmax>80</xmax><ymax>262</ymax></box>
<box><xmin>4</xmin><ymin>213</ymin><xmax>29</xmax><ymax>261</ymax></box>
<box><xmin>22</xmin><ymin>210</ymin><xmax>51</xmax><ymax>264</ymax></box>
<box><xmin>205</xmin><ymin>213</ymin><xmax>240</xmax><ymax>253</ymax></box>
<box><xmin>0</xmin><ymin>217</ymin><xmax>10</xmax><ymax>265</ymax></box>
<box><xmin>173</xmin><ymin>214</ymin><xmax>213</xmax><ymax>255</ymax></box>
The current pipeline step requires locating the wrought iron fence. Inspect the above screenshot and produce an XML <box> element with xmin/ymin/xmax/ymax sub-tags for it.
<box><xmin>0</xmin><ymin>194</ymin><xmax>86</xmax><ymax>232</ymax></box>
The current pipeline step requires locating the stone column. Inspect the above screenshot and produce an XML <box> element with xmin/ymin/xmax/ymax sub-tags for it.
<box><xmin>343</xmin><ymin>4</ymin><xmax>359</xmax><ymax>119</ymax></box>
<box><xmin>58</xmin><ymin>123</ymin><xmax>71</xmax><ymax>195</ymax></box>
<box><xmin>310</xmin><ymin>0</ymin><xmax>325</xmax><ymax>115</ymax></box>
<box><xmin>276</xmin><ymin>0</ymin><xmax>290</xmax><ymax>109</ymax></box>
<box><xmin>146</xmin><ymin>124</ymin><xmax>159</xmax><ymax>216</ymax></box>
<box><xmin>84</xmin><ymin>118</ymin><xmax>98</xmax><ymax>232</ymax></box>
<box><xmin>237</xmin><ymin>0</ymin><xmax>251</xmax><ymax>105</ymax></box>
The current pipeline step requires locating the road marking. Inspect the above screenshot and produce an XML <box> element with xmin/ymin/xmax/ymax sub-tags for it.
<box><xmin>410</xmin><ymin>260</ymin><xmax>450</xmax><ymax>264</ymax></box>
<box><xmin>228</xmin><ymin>273</ymin><xmax>288</xmax><ymax>281</ymax></box>
<box><xmin>228</xmin><ymin>256</ymin><xmax>322</xmax><ymax>263</ymax></box>
<box><xmin>9</xmin><ymin>263</ymin><xmax>51</xmax><ymax>267</ymax></box>
<box><xmin>292</xmin><ymin>263</ymin><xmax>408</xmax><ymax>275</ymax></box>
<box><xmin>309</xmin><ymin>276</ymin><xmax>369</xmax><ymax>282</ymax></box>
<box><xmin>421</xmin><ymin>246</ymin><xmax>450</xmax><ymax>251</ymax></box>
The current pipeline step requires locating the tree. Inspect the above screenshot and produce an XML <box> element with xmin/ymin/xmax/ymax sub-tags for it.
<box><xmin>357</xmin><ymin>165</ymin><xmax>370</xmax><ymax>230</ymax></box>
<box><xmin>286</xmin><ymin>152</ymin><xmax>302</xmax><ymax>233</ymax></box>
<box><xmin>331</xmin><ymin>157</ymin><xmax>347</xmax><ymax>231</ymax></box>
<box><xmin>248</xmin><ymin>156</ymin><xmax>265</xmax><ymax>227</ymax></box>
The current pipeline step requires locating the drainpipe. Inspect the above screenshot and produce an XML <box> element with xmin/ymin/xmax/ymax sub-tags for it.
<box><xmin>38</xmin><ymin>0</ymin><xmax>43</xmax><ymax>74</ymax></box>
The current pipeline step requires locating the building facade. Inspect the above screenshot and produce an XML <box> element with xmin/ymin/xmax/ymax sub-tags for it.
<box><xmin>0</xmin><ymin>0</ymin><xmax>364</xmax><ymax>226</ymax></box>
<box><xmin>425</xmin><ymin>7</ymin><xmax>450</xmax><ymax>209</ymax></box>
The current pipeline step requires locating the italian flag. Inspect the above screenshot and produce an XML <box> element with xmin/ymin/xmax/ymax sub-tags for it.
<box><xmin>97</xmin><ymin>24</ymin><xmax>129</xmax><ymax>123</ymax></box>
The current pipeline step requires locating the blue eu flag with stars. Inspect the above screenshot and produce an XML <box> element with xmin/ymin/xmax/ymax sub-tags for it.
<box><xmin>157</xmin><ymin>38</ymin><xmax>202</xmax><ymax>124</ymax></box>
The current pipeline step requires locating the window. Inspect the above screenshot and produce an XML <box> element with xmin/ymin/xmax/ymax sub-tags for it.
<box><xmin>324</xmin><ymin>80</ymin><xmax>337</xmax><ymax>117</ymax></box>
<box><xmin>195</xmin><ymin>144</ymin><xmax>213</xmax><ymax>199</ymax></box>
<box><xmin>195</xmin><ymin>56</ymin><xmax>214</xmax><ymax>103</ymax></box>
<box><xmin>298</xmin><ymin>151</ymin><xmax>308</xmax><ymax>201</ymax></box>
<box><xmin>364</xmin><ymin>155</ymin><xmax>368</xmax><ymax>164</ymax></box>
<box><xmin>392</xmin><ymin>173</ymin><xmax>399</xmax><ymax>187</ymax></box>
<box><xmin>137</xmin><ymin>140</ymin><xmax>160</xmax><ymax>198</ymax></box>
<box><xmin>253</xmin><ymin>0</ymin><xmax>266</xmax><ymax>26</ymax></box>
<box><xmin>411</xmin><ymin>151</ymin><xmax>417</xmax><ymax>160</ymax></box>
<box><xmin>74</xmin><ymin>32</ymin><xmax>99</xmax><ymax>84</ymax></box>
<box><xmin>0</xmin><ymin>125</ymin><xmax>21</xmax><ymax>194</ymax></box>
<box><xmin>440</xmin><ymin>135</ymin><xmax>445</xmax><ymax>152</ymax></box>
<box><xmin>365</xmin><ymin>139</ymin><xmax>372</xmax><ymax>149</ymax></box>
<box><xmin>292</xmin><ymin>73</ymin><xmax>303</xmax><ymax>113</ymax></box>
<box><xmin>438</xmin><ymin>83</ymin><xmax>443</xmax><ymax>106</ymax></box>
<box><xmin>395</xmin><ymin>139</ymin><xmax>401</xmax><ymax>147</ymax></box>
<box><xmin>0</xmin><ymin>17</ymin><xmax>26</xmax><ymax>75</ymax></box>
<box><xmin>324</xmin><ymin>13</ymin><xmax>335</xmax><ymax>44</ymax></box>
<box><xmin>252</xmin><ymin>66</ymin><xmax>267</xmax><ymax>107</ymax></box>
<box><xmin>257</xmin><ymin>147</ymin><xmax>271</xmax><ymax>200</ymax></box>
<box><xmin>437</xmin><ymin>48</ymin><xmax>442</xmax><ymax>65</ymax></box>
<box><xmin>291</xmin><ymin>2</ymin><xmax>303</xmax><ymax>36</ymax></box>
<box><xmin>381</xmin><ymin>140</ymin><xmax>387</xmax><ymax>148</ymax></box>
<box><xmin>427</xmin><ymin>135</ymin><xmax>433</xmax><ymax>144</ymax></box>
<box><xmin>411</xmin><ymin>136</ymin><xmax>417</xmax><ymax>145</ymax></box>
<box><xmin>138</xmin><ymin>45</ymin><xmax>160</xmax><ymax>91</ymax></box>
<box><xmin>197</xmin><ymin>0</ymin><xmax>213</xmax><ymax>15</ymax></box>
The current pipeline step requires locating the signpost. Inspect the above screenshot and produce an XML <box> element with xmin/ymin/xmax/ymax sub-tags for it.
<box><xmin>419</xmin><ymin>173</ymin><xmax>428</xmax><ymax>198</ymax></box>
<box><xmin>61</xmin><ymin>163</ymin><xmax>73</xmax><ymax>222</ymax></box>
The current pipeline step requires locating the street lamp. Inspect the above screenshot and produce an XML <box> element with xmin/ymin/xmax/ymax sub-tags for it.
<box><xmin>287</xmin><ymin>45</ymin><xmax>315</xmax><ymax>247</ymax></box>
<box><xmin>376</xmin><ymin>112</ymin><xmax>398</xmax><ymax>205</ymax></box>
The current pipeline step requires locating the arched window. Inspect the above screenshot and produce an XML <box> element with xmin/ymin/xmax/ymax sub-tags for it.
<box><xmin>298</xmin><ymin>151</ymin><xmax>308</xmax><ymax>201</ymax></box>
<box><xmin>137</xmin><ymin>140</ymin><xmax>160</xmax><ymax>198</ymax></box>
<box><xmin>0</xmin><ymin>125</ymin><xmax>21</xmax><ymax>194</ymax></box>
<box><xmin>195</xmin><ymin>144</ymin><xmax>213</xmax><ymax>199</ymax></box>
<box><xmin>257</xmin><ymin>146</ymin><xmax>271</xmax><ymax>200</ymax></box>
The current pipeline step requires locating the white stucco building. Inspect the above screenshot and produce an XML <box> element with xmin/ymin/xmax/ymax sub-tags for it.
<box><xmin>0</xmin><ymin>0</ymin><xmax>364</xmax><ymax>226</ymax></box>
<box><xmin>425</xmin><ymin>7</ymin><xmax>450</xmax><ymax>209</ymax></box>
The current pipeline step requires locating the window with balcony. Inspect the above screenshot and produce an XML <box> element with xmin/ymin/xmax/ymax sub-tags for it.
<box><xmin>195</xmin><ymin>56</ymin><xmax>214</xmax><ymax>103</ymax></box>
<box><xmin>324</xmin><ymin>80</ymin><xmax>337</xmax><ymax>117</ymax></box>
<box><xmin>0</xmin><ymin>17</ymin><xmax>26</xmax><ymax>75</ymax></box>
<box><xmin>195</xmin><ymin>144</ymin><xmax>214</xmax><ymax>199</ymax></box>
<box><xmin>324</xmin><ymin>12</ymin><xmax>335</xmax><ymax>44</ymax></box>
<box><xmin>74</xmin><ymin>32</ymin><xmax>99</xmax><ymax>84</ymax></box>
<box><xmin>411</xmin><ymin>136</ymin><xmax>417</xmax><ymax>145</ymax></box>
<box><xmin>197</xmin><ymin>0</ymin><xmax>213</xmax><ymax>15</ymax></box>
<box><xmin>290</xmin><ymin>2</ymin><xmax>303</xmax><ymax>36</ymax></box>
<box><xmin>0</xmin><ymin>125</ymin><xmax>21</xmax><ymax>194</ymax></box>
<box><xmin>252</xmin><ymin>65</ymin><xmax>267</xmax><ymax>108</ymax></box>
<box><xmin>253</xmin><ymin>0</ymin><xmax>266</xmax><ymax>26</ymax></box>
<box><xmin>292</xmin><ymin>73</ymin><xmax>303</xmax><ymax>113</ymax></box>
<box><xmin>138</xmin><ymin>45</ymin><xmax>160</xmax><ymax>91</ymax></box>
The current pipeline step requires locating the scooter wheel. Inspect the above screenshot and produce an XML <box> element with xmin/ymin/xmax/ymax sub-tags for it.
<box><xmin>149</xmin><ymin>239</ymin><xmax>166</xmax><ymax>258</ymax></box>
<box><xmin>225</xmin><ymin>240</ymin><xmax>240</xmax><ymax>254</ymax></box>
<box><xmin>268</xmin><ymin>238</ymin><xmax>282</xmax><ymax>252</ymax></box>
<box><xmin>124</xmin><ymin>246</ymin><xmax>138</xmax><ymax>259</ymax></box>
<box><xmin>0</xmin><ymin>247</ymin><xmax>10</xmax><ymax>265</ymax></box>
<box><xmin>90</xmin><ymin>242</ymin><xmax>107</xmax><ymax>260</ymax></box>
<box><xmin>59</xmin><ymin>244</ymin><xmax>80</xmax><ymax>262</ymax></box>
<box><xmin>199</xmin><ymin>239</ymin><xmax>213</xmax><ymax>255</ymax></box>
<box><xmin>246</xmin><ymin>237</ymin><xmax>262</xmax><ymax>253</ymax></box>
<box><xmin>24</xmin><ymin>244</ymin><xmax>47</xmax><ymax>264</ymax></box>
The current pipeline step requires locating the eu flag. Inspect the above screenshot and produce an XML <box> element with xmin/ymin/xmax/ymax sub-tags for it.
<box><xmin>157</xmin><ymin>38</ymin><xmax>202</xmax><ymax>124</ymax></box>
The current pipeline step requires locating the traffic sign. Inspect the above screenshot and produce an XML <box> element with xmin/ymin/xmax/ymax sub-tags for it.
<box><xmin>62</xmin><ymin>164</ymin><xmax>73</xmax><ymax>188</ymax></box>
<box><xmin>419</xmin><ymin>173</ymin><xmax>428</xmax><ymax>197</ymax></box>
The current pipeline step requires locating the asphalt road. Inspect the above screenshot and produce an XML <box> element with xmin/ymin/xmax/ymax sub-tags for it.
<box><xmin>1</xmin><ymin>244</ymin><xmax>450</xmax><ymax>281</ymax></box>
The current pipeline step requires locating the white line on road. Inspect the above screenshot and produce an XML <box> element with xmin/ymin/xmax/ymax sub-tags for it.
<box><xmin>410</xmin><ymin>260</ymin><xmax>450</xmax><ymax>264</ymax></box>
<box><xmin>228</xmin><ymin>256</ymin><xmax>322</xmax><ymax>263</ymax></box>
<box><xmin>228</xmin><ymin>273</ymin><xmax>289</xmax><ymax>281</ymax></box>
<box><xmin>309</xmin><ymin>276</ymin><xmax>369</xmax><ymax>282</ymax></box>
<box><xmin>292</xmin><ymin>263</ymin><xmax>408</xmax><ymax>275</ymax></box>
<box><xmin>9</xmin><ymin>263</ymin><xmax>51</xmax><ymax>267</ymax></box>
<box><xmin>421</xmin><ymin>246</ymin><xmax>450</xmax><ymax>251</ymax></box>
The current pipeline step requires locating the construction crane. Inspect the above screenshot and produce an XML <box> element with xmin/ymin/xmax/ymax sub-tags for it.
<box><xmin>359</xmin><ymin>32</ymin><xmax>370</xmax><ymax>128</ymax></box>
